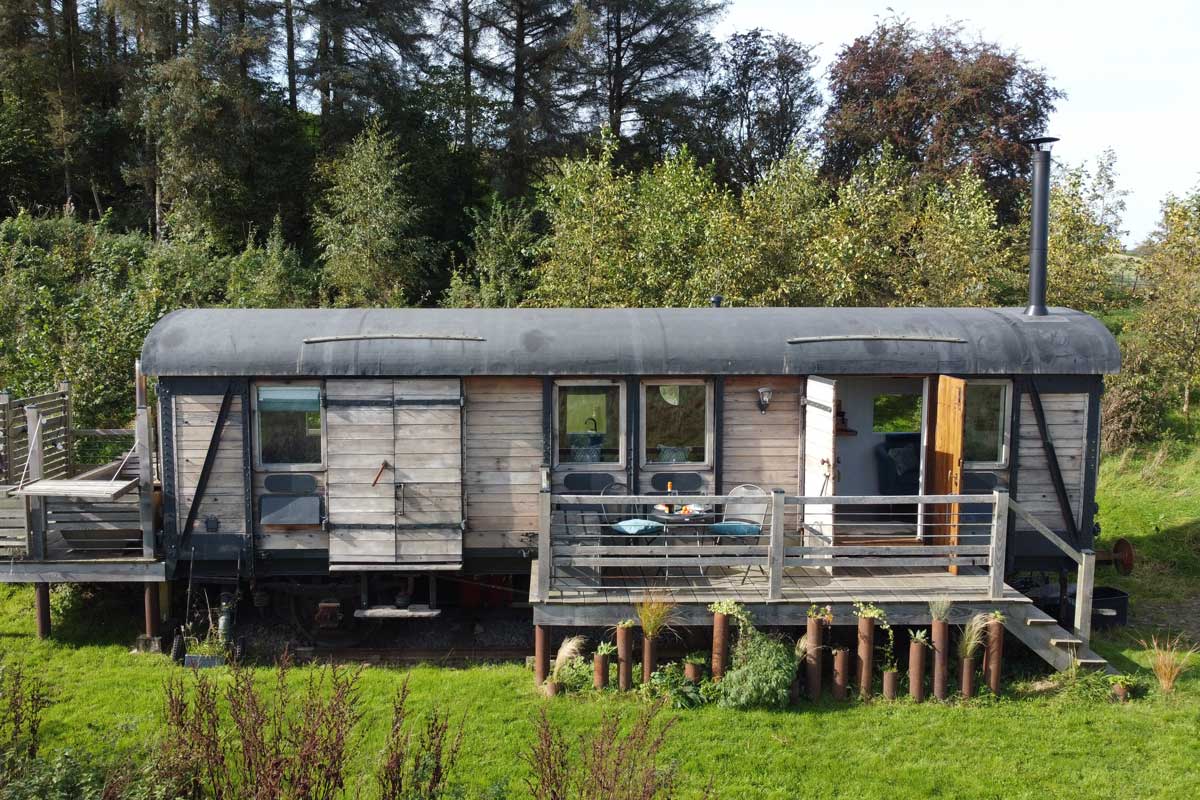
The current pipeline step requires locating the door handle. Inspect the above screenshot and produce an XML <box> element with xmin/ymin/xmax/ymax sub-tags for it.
<box><xmin>395</xmin><ymin>482</ymin><xmax>405</xmax><ymax>516</ymax></box>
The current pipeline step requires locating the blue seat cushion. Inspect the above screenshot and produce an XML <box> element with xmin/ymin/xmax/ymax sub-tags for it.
<box><xmin>711</xmin><ymin>521</ymin><xmax>762</xmax><ymax>536</ymax></box>
<box><xmin>611</xmin><ymin>518</ymin><xmax>665</xmax><ymax>536</ymax></box>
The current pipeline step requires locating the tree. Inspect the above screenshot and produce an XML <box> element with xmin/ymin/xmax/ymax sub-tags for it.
<box><xmin>570</xmin><ymin>0</ymin><xmax>723</xmax><ymax>142</ymax></box>
<box><xmin>1046</xmin><ymin>150</ymin><xmax>1127</xmax><ymax>312</ymax></box>
<box><xmin>823</xmin><ymin>16</ymin><xmax>1062</xmax><ymax>222</ymax></box>
<box><xmin>312</xmin><ymin>122</ymin><xmax>432</xmax><ymax>306</ymax></box>
<box><xmin>443</xmin><ymin>198</ymin><xmax>540</xmax><ymax>307</ymax></box>
<box><xmin>704</xmin><ymin>28</ymin><xmax>820</xmax><ymax>186</ymax></box>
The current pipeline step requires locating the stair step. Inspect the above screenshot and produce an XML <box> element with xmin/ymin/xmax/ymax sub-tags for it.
<box><xmin>1076</xmin><ymin>658</ymin><xmax>1108</xmax><ymax>666</ymax></box>
<box><xmin>1025</xmin><ymin>617</ymin><xmax>1058</xmax><ymax>626</ymax></box>
<box><xmin>1050</xmin><ymin>638</ymin><xmax>1084</xmax><ymax>647</ymax></box>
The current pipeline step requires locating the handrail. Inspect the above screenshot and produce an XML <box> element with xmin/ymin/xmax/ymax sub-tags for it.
<box><xmin>1009</xmin><ymin>499</ymin><xmax>1096</xmax><ymax>645</ymax></box>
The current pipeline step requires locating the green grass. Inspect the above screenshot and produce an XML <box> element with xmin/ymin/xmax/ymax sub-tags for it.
<box><xmin>3</xmin><ymin>445</ymin><xmax>1200</xmax><ymax>798</ymax></box>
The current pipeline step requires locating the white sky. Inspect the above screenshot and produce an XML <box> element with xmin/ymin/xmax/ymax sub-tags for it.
<box><xmin>719</xmin><ymin>0</ymin><xmax>1200</xmax><ymax>246</ymax></box>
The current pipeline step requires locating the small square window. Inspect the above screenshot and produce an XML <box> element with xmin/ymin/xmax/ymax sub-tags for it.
<box><xmin>963</xmin><ymin>382</ymin><xmax>1010</xmax><ymax>466</ymax></box>
<box><xmin>257</xmin><ymin>385</ymin><xmax>323</xmax><ymax>468</ymax></box>
<box><xmin>643</xmin><ymin>383</ymin><xmax>709</xmax><ymax>465</ymax></box>
<box><xmin>556</xmin><ymin>385</ymin><xmax>622</xmax><ymax>465</ymax></box>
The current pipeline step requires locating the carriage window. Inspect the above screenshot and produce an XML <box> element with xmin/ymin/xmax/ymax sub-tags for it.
<box><xmin>963</xmin><ymin>381</ymin><xmax>1010</xmax><ymax>467</ymax></box>
<box><xmin>256</xmin><ymin>385</ymin><xmax>323</xmax><ymax>468</ymax></box>
<box><xmin>643</xmin><ymin>382</ymin><xmax>709</xmax><ymax>465</ymax></box>
<box><xmin>556</xmin><ymin>384</ymin><xmax>622</xmax><ymax>465</ymax></box>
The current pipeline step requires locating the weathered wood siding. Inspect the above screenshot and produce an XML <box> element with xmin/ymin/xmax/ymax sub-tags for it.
<box><xmin>394</xmin><ymin>379</ymin><xmax>463</xmax><ymax>565</ymax></box>
<box><xmin>173</xmin><ymin>393</ymin><xmax>247</xmax><ymax>536</ymax></box>
<box><xmin>0</xmin><ymin>491</ymin><xmax>24</xmax><ymax>551</ymax></box>
<box><xmin>464</xmin><ymin>377</ymin><xmax>542</xmax><ymax>553</ymax></box>
<box><xmin>1014</xmin><ymin>393</ymin><xmax>1088</xmax><ymax>532</ymax></box>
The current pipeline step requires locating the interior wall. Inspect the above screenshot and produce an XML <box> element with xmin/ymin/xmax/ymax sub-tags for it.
<box><xmin>833</xmin><ymin>376</ymin><xmax>924</xmax><ymax>495</ymax></box>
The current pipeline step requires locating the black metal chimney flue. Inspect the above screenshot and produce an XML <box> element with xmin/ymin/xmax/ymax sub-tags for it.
<box><xmin>1024</xmin><ymin>136</ymin><xmax>1059</xmax><ymax>316</ymax></box>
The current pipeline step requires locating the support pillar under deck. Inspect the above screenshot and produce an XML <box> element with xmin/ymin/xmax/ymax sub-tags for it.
<box><xmin>144</xmin><ymin>583</ymin><xmax>161</xmax><ymax>638</ymax></box>
<box><xmin>534</xmin><ymin>624</ymin><xmax>549</xmax><ymax>685</ymax></box>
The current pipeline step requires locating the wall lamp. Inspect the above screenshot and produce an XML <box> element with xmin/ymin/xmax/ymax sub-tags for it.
<box><xmin>757</xmin><ymin>387</ymin><xmax>773</xmax><ymax>414</ymax></box>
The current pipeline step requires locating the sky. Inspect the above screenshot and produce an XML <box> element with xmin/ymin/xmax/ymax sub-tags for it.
<box><xmin>718</xmin><ymin>0</ymin><xmax>1200</xmax><ymax>246</ymax></box>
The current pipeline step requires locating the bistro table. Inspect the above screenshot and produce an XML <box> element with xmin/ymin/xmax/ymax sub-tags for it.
<box><xmin>648</xmin><ymin>505</ymin><xmax>717</xmax><ymax>577</ymax></box>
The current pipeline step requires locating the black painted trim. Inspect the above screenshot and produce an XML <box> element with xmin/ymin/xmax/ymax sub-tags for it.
<box><xmin>239</xmin><ymin>378</ymin><xmax>254</xmax><ymax>578</ymax></box>
<box><xmin>1079</xmin><ymin>377</ymin><xmax>1103</xmax><ymax>549</ymax></box>
<box><xmin>713</xmin><ymin>376</ymin><xmax>724</xmax><ymax>493</ymax></box>
<box><xmin>626</xmin><ymin>377</ymin><xmax>639</xmax><ymax>492</ymax></box>
<box><xmin>158</xmin><ymin>380</ymin><xmax>179</xmax><ymax>565</ymax></box>
<box><xmin>181</xmin><ymin>381</ymin><xmax>234</xmax><ymax>544</ymax></box>
<box><xmin>541</xmin><ymin>378</ymin><xmax>554</xmax><ymax>468</ymax></box>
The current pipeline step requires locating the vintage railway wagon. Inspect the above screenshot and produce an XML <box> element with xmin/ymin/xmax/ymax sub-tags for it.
<box><xmin>0</xmin><ymin>140</ymin><xmax>1123</xmax><ymax>671</ymax></box>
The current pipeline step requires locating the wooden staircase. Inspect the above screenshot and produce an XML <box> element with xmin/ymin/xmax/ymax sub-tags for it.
<box><xmin>1004</xmin><ymin>603</ymin><xmax>1113</xmax><ymax>673</ymax></box>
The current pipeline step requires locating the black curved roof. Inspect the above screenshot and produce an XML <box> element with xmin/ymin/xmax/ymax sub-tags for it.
<box><xmin>140</xmin><ymin>307</ymin><xmax>1120</xmax><ymax>377</ymax></box>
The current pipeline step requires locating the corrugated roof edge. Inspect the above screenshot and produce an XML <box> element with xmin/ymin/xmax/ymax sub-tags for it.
<box><xmin>140</xmin><ymin>306</ymin><xmax>1121</xmax><ymax>378</ymax></box>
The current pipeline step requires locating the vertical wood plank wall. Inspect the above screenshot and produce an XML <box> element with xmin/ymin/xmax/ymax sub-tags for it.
<box><xmin>173</xmin><ymin>393</ymin><xmax>247</xmax><ymax>536</ymax></box>
<box><xmin>393</xmin><ymin>379</ymin><xmax>464</xmax><ymax>565</ymax></box>
<box><xmin>463</xmin><ymin>378</ymin><xmax>542</xmax><ymax>554</ymax></box>
<box><xmin>722</xmin><ymin>377</ymin><xmax>802</xmax><ymax>531</ymax></box>
<box><xmin>1014</xmin><ymin>393</ymin><xmax>1088</xmax><ymax>532</ymax></box>
<box><xmin>326</xmin><ymin>379</ymin><xmax>396</xmax><ymax>565</ymax></box>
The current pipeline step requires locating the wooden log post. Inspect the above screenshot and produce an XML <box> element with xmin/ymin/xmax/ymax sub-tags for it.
<box><xmin>534</xmin><ymin>624</ymin><xmax>549</xmax><ymax>686</ymax></box>
<box><xmin>909</xmin><ymin>637</ymin><xmax>927</xmax><ymax>702</ymax></box>
<box><xmin>642</xmin><ymin>635</ymin><xmax>657</xmax><ymax>684</ymax></box>
<box><xmin>593</xmin><ymin>653</ymin><xmax>609</xmax><ymax>689</ymax></box>
<box><xmin>857</xmin><ymin>616</ymin><xmax>875</xmax><ymax>699</ymax></box>
<box><xmin>34</xmin><ymin>583</ymin><xmax>51</xmax><ymax>639</ymax></box>
<box><xmin>144</xmin><ymin>583</ymin><xmax>161</xmax><ymax>639</ymax></box>
<box><xmin>961</xmin><ymin>657</ymin><xmax>977</xmax><ymax>699</ymax></box>
<box><xmin>805</xmin><ymin>616</ymin><xmax>823</xmax><ymax>700</ymax></box>
<box><xmin>711</xmin><ymin>612</ymin><xmax>729</xmax><ymax>682</ymax></box>
<box><xmin>832</xmin><ymin>648</ymin><xmax>850</xmax><ymax>700</ymax></box>
<box><xmin>986</xmin><ymin>618</ymin><xmax>1004</xmax><ymax>696</ymax></box>
<box><xmin>616</xmin><ymin>625</ymin><xmax>633</xmax><ymax>691</ymax></box>
<box><xmin>932</xmin><ymin>619</ymin><xmax>950</xmax><ymax>701</ymax></box>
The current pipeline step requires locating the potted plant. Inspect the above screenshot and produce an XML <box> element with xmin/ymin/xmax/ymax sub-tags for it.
<box><xmin>615</xmin><ymin>619</ymin><xmax>635</xmax><ymax>691</ymax></box>
<box><xmin>879</xmin><ymin>624</ymin><xmax>899</xmax><ymax>700</ymax></box>
<box><xmin>683</xmin><ymin>651</ymin><xmax>707</xmax><ymax>684</ymax></box>
<box><xmin>928</xmin><ymin>598</ymin><xmax>952</xmax><ymax>701</ymax></box>
<box><xmin>958</xmin><ymin>614</ymin><xmax>987</xmax><ymax>700</ymax></box>
<box><xmin>545</xmin><ymin>636</ymin><xmax>585</xmax><ymax>697</ymax></box>
<box><xmin>805</xmin><ymin>604</ymin><xmax>831</xmax><ymax>700</ymax></box>
<box><xmin>984</xmin><ymin>610</ymin><xmax>1006</xmax><ymax>696</ymax></box>
<box><xmin>831</xmin><ymin>646</ymin><xmax>850</xmax><ymax>700</ymax></box>
<box><xmin>909</xmin><ymin>629</ymin><xmax>931</xmax><ymax>703</ymax></box>
<box><xmin>1109</xmin><ymin>674</ymin><xmax>1136</xmax><ymax>703</ymax></box>
<box><xmin>182</xmin><ymin>628</ymin><xmax>227</xmax><ymax>669</ymax></box>
<box><xmin>636</xmin><ymin>596</ymin><xmax>677</xmax><ymax>684</ymax></box>
<box><xmin>594</xmin><ymin>641</ymin><xmax>616</xmax><ymax>689</ymax></box>
<box><xmin>853</xmin><ymin>602</ymin><xmax>886</xmax><ymax>699</ymax></box>
<box><xmin>708</xmin><ymin>600</ymin><xmax>745</xmax><ymax>682</ymax></box>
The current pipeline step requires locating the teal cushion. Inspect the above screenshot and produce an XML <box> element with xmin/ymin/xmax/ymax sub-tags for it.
<box><xmin>711</xmin><ymin>521</ymin><xmax>762</xmax><ymax>536</ymax></box>
<box><xmin>612</xmin><ymin>518</ymin><xmax>664</xmax><ymax>536</ymax></box>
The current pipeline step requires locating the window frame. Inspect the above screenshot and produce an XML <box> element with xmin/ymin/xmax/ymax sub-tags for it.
<box><xmin>251</xmin><ymin>380</ymin><xmax>327</xmax><ymax>472</ymax></box>
<box><xmin>639</xmin><ymin>378</ymin><xmax>715</xmax><ymax>470</ymax></box>
<box><xmin>551</xmin><ymin>379</ymin><xmax>627</xmax><ymax>470</ymax></box>
<box><xmin>962</xmin><ymin>378</ymin><xmax>1012</xmax><ymax>471</ymax></box>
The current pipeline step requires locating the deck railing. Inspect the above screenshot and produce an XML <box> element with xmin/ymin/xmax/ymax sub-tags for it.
<box><xmin>538</xmin><ymin>490</ymin><xmax>1010</xmax><ymax>603</ymax></box>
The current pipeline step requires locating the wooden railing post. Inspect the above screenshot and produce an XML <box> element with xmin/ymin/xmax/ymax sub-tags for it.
<box><xmin>988</xmin><ymin>489</ymin><xmax>1009</xmax><ymax>599</ymax></box>
<box><xmin>23</xmin><ymin>404</ymin><xmax>46</xmax><ymax>559</ymax></box>
<box><xmin>0</xmin><ymin>391</ymin><xmax>10</xmax><ymax>485</ymax></box>
<box><xmin>768</xmin><ymin>489</ymin><xmax>785</xmax><ymax>600</ymax></box>
<box><xmin>1074</xmin><ymin>549</ymin><xmax>1096</xmax><ymax>645</ymax></box>
<box><xmin>58</xmin><ymin>380</ymin><xmax>72</xmax><ymax>478</ymax></box>
<box><xmin>537</xmin><ymin>490</ymin><xmax>552</xmax><ymax>601</ymax></box>
<box><xmin>135</xmin><ymin>362</ymin><xmax>156</xmax><ymax>558</ymax></box>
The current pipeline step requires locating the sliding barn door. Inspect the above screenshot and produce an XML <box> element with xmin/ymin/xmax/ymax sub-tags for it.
<box><xmin>802</xmin><ymin>376</ymin><xmax>838</xmax><ymax>544</ymax></box>
<box><xmin>393</xmin><ymin>379</ymin><xmax>464</xmax><ymax>569</ymax></box>
<box><xmin>930</xmin><ymin>376</ymin><xmax>965</xmax><ymax>575</ymax></box>
<box><xmin>326</xmin><ymin>379</ymin><xmax>464</xmax><ymax>570</ymax></box>
<box><xmin>326</xmin><ymin>380</ymin><xmax>397</xmax><ymax>568</ymax></box>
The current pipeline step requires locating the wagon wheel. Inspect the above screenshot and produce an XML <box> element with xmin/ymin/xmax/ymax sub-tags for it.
<box><xmin>286</xmin><ymin>592</ymin><xmax>380</xmax><ymax>649</ymax></box>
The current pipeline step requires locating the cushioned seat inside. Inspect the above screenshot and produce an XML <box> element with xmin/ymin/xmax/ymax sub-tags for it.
<box><xmin>710</xmin><ymin>521</ymin><xmax>762</xmax><ymax>536</ymax></box>
<box><xmin>611</xmin><ymin>518</ymin><xmax>665</xmax><ymax>536</ymax></box>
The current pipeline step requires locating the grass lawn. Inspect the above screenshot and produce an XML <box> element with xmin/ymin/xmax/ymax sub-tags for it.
<box><xmin>2</xmin><ymin>447</ymin><xmax>1200</xmax><ymax>799</ymax></box>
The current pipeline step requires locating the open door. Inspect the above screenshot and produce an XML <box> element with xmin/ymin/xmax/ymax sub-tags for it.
<box><xmin>802</xmin><ymin>376</ymin><xmax>838</xmax><ymax>545</ymax></box>
<box><xmin>929</xmin><ymin>376</ymin><xmax>965</xmax><ymax>574</ymax></box>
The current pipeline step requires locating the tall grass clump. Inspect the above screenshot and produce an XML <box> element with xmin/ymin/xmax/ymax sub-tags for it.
<box><xmin>1141</xmin><ymin>633</ymin><xmax>1198</xmax><ymax>694</ymax></box>
<box><xmin>635</xmin><ymin>596</ymin><xmax>678</xmax><ymax>641</ymax></box>
<box><xmin>958</xmin><ymin>614</ymin><xmax>988</xmax><ymax>660</ymax></box>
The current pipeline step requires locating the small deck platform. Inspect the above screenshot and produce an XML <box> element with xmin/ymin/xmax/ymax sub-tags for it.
<box><xmin>530</xmin><ymin>560</ymin><xmax>1030</xmax><ymax>625</ymax></box>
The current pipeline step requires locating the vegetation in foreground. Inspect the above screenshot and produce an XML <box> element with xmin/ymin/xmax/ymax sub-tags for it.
<box><xmin>1</xmin><ymin>438</ymin><xmax>1199</xmax><ymax>799</ymax></box>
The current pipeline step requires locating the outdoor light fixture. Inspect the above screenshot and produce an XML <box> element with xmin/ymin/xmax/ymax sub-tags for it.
<box><xmin>757</xmin><ymin>387</ymin><xmax>773</xmax><ymax>414</ymax></box>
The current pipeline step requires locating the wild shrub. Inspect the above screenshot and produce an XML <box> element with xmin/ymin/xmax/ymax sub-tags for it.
<box><xmin>1141</xmin><ymin>633</ymin><xmax>1198</xmax><ymax>694</ymax></box>
<box><xmin>377</xmin><ymin>678</ymin><xmax>466</xmax><ymax>800</ymax></box>
<box><xmin>525</xmin><ymin>702</ymin><xmax>684</xmax><ymax>800</ymax></box>
<box><xmin>0</xmin><ymin>660</ymin><xmax>50</xmax><ymax>780</ymax></box>
<box><xmin>717</xmin><ymin>625</ymin><xmax>795</xmax><ymax>710</ymax></box>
